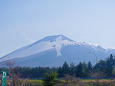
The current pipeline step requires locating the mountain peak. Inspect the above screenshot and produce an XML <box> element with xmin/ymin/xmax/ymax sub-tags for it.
<box><xmin>35</xmin><ymin>34</ymin><xmax>74</xmax><ymax>43</ymax></box>
<box><xmin>1</xmin><ymin>34</ymin><xmax>115</xmax><ymax>67</ymax></box>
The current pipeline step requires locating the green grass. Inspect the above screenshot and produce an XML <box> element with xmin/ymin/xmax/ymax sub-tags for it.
<box><xmin>4</xmin><ymin>79</ymin><xmax>115</xmax><ymax>86</ymax></box>
<box><xmin>26</xmin><ymin>79</ymin><xmax>43</xmax><ymax>86</ymax></box>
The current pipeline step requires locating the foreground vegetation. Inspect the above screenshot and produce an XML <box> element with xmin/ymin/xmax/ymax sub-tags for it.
<box><xmin>0</xmin><ymin>54</ymin><xmax>115</xmax><ymax>79</ymax></box>
<box><xmin>0</xmin><ymin>54</ymin><xmax>115</xmax><ymax>86</ymax></box>
<box><xmin>4</xmin><ymin>79</ymin><xmax>115</xmax><ymax>86</ymax></box>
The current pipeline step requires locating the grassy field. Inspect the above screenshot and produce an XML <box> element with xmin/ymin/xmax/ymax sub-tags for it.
<box><xmin>4</xmin><ymin>79</ymin><xmax>115</xmax><ymax>86</ymax></box>
<box><xmin>56</xmin><ymin>79</ymin><xmax>115</xmax><ymax>86</ymax></box>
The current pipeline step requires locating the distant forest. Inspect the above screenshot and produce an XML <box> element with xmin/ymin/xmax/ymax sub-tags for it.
<box><xmin>0</xmin><ymin>54</ymin><xmax>115</xmax><ymax>78</ymax></box>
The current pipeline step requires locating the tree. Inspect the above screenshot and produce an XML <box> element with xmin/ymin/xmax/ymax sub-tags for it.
<box><xmin>96</xmin><ymin>60</ymin><xmax>106</xmax><ymax>72</ymax></box>
<box><xmin>105</xmin><ymin>54</ymin><xmax>114</xmax><ymax>76</ymax></box>
<box><xmin>76</xmin><ymin>62</ymin><xmax>86</xmax><ymax>77</ymax></box>
<box><xmin>57</xmin><ymin>66</ymin><xmax>63</xmax><ymax>77</ymax></box>
<box><xmin>43</xmin><ymin>71</ymin><xmax>58</xmax><ymax>86</ymax></box>
<box><xmin>1</xmin><ymin>57</ymin><xmax>27</xmax><ymax>86</ymax></box>
<box><xmin>87</xmin><ymin>61</ymin><xmax>92</xmax><ymax>72</ymax></box>
<box><xmin>112</xmin><ymin>67</ymin><xmax>115</xmax><ymax>77</ymax></box>
<box><xmin>94</xmin><ymin>54</ymin><xmax>115</xmax><ymax>77</ymax></box>
<box><xmin>69</xmin><ymin>63</ymin><xmax>75</xmax><ymax>75</ymax></box>
<box><xmin>110</xmin><ymin>54</ymin><xmax>114</xmax><ymax>61</ymax></box>
<box><xmin>2</xmin><ymin>58</ymin><xmax>17</xmax><ymax>86</ymax></box>
<box><xmin>61</xmin><ymin>61</ymin><xmax>70</xmax><ymax>76</ymax></box>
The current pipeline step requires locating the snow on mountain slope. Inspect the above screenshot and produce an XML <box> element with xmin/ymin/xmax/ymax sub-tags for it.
<box><xmin>1</xmin><ymin>35</ymin><xmax>114</xmax><ymax>67</ymax></box>
<box><xmin>1</xmin><ymin>35</ymin><xmax>76</xmax><ymax>60</ymax></box>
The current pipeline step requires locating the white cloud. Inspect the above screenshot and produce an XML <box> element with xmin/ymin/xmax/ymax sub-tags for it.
<box><xmin>23</xmin><ymin>32</ymin><xmax>36</xmax><ymax>43</ymax></box>
<box><xmin>107</xmin><ymin>47</ymin><xmax>115</xmax><ymax>49</ymax></box>
<box><xmin>25</xmin><ymin>37</ymin><xmax>36</xmax><ymax>43</ymax></box>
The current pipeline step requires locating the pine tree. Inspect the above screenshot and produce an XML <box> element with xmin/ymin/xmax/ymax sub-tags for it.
<box><xmin>57</xmin><ymin>67</ymin><xmax>62</xmax><ymax>77</ymax></box>
<box><xmin>43</xmin><ymin>71</ymin><xmax>58</xmax><ymax>86</ymax></box>
<box><xmin>69</xmin><ymin>63</ymin><xmax>76</xmax><ymax>75</ymax></box>
<box><xmin>97</xmin><ymin>60</ymin><xmax>106</xmax><ymax>72</ymax></box>
<box><xmin>87</xmin><ymin>61</ymin><xmax>92</xmax><ymax>72</ymax></box>
<box><xmin>106</xmin><ymin>54</ymin><xmax>114</xmax><ymax>76</ymax></box>
<box><xmin>76</xmin><ymin>62</ymin><xmax>86</xmax><ymax>77</ymax></box>
<box><xmin>61</xmin><ymin>61</ymin><xmax>70</xmax><ymax>76</ymax></box>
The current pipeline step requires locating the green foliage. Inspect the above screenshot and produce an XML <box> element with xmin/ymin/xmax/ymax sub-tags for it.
<box><xmin>95</xmin><ymin>54</ymin><xmax>115</xmax><ymax>77</ymax></box>
<box><xmin>112</xmin><ymin>67</ymin><xmax>115</xmax><ymax>76</ymax></box>
<box><xmin>0</xmin><ymin>54</ymin><xmax>115</xmax><ymax>78</ymax></box>
<box><xmin>76</xmin><ymin>62</ymin><xmax>87</xmax><ymax>77</ymax></box>
<box><xmin>69</xmin><ymin>63</ymin><xmax>76</xmax><ymax>75</ymax></box>
<box><xmin>62</xmin><ymin>61</ymin><xmax>70</xmax><ymax>74</ymax></box>
<box><xmin>57</xmin><ymin>61</ymin><xmax>70</xmax><ymax>77</ymax></box>
<box><xmin>43</xmin><ymin>71</ymin><xmax>58</xmax><ymax>86</ymax></box>
<box><xmin>87</xmin><ymin>61</ymin><xmax>92</xmax><ymax>72</ymax></box>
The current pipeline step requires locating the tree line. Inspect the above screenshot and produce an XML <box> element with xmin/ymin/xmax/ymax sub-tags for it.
<box><xmin>0</xmin><ymin>54</ymin><xmax>115</xmax><ymax>78</ymax></box>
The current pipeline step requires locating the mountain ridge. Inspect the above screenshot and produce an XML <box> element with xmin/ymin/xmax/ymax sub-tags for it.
<box><xmin>1</xmin><ymin>35</ymin><xmax>115</xmax><ymax>67</ymax></box>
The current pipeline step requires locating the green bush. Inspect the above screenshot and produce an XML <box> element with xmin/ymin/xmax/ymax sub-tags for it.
<box><xmin>42</xmin><ymin>71</ymin><xmax>58</xmax><ymax>86</ymax></box>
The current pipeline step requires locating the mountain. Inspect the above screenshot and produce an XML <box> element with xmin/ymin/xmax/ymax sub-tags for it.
<box><xmin>1</xmin><ymin>35</ymin><xmax>115</xmax><ymax>67</ymax></box>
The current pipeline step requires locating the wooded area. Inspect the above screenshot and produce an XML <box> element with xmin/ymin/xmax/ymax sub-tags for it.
<box><xmin>0</xmin><ymin>54</ymin><xmax>115</xmax><ymax>79</ymax></box>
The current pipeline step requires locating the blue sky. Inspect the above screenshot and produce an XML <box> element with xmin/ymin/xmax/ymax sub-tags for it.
<box><xmin>0</xmin><ymin>0</ymin><xmax>115</xmax><ymax>57</ymax></box>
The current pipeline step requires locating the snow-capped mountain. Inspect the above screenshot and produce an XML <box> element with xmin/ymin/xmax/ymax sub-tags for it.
<box><xmin>2</xmin><ymin>35</ymin><xmax>74</xmax><ymax>59</ymax></box>
<box><xmin>1</xmin><ymin>35</ymin><xmax>115</xmax><ymax>67</ymax></box>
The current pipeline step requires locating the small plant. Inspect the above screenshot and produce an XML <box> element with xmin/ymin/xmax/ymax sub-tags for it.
<box><xmin>43</xmin><ymin>71</ymin><xmax>58</xmax><ymax>86</ymax></box>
